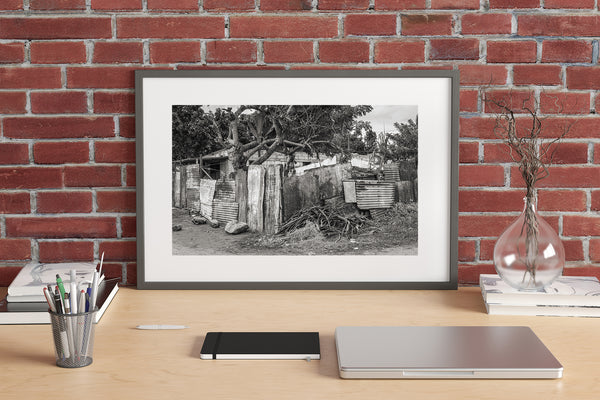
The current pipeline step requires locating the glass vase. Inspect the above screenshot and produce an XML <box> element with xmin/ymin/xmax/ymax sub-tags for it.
<box><xmin>493</xmin><ymin>198</ymin><xmax>565</xmax><ymax>291</ymax></box>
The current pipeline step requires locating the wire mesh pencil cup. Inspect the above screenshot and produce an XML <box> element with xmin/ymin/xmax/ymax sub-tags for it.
<box><xmin>49</xmin><ymin>308</ymin><xmax>97</xmax><ymax>368</ymax></box>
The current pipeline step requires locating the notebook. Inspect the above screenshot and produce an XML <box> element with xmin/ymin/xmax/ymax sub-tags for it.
<box><xmin>335</xmin><ymin>326</ymin><xmax>563</xmax><ymax>379</ymax></box>
<box><xmin>200</xmin><ymin>332</ymin><xmax>320</xmax><ymax>360</ymax></box>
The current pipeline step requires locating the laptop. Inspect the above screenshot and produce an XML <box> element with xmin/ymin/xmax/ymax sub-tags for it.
<box><xmin>335</xmin><ymin>326</ymin><xmax>563</xmax><ymax>379</ymax></box>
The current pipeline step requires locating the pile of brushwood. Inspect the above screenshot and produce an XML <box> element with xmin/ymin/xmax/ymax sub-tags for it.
<box><xmin>278</xmin><ymin>204</ymin><xmax>371</xmax><ymax>238</ymax></box>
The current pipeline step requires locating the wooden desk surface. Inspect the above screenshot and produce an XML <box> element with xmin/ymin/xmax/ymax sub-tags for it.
<box><xmin>1</xmin><ymin>287</ymin><xmax>599</xmax><ymax>399</ymax></box>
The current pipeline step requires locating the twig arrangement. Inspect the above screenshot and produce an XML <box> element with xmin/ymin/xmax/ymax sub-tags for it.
<box><xmin>277</xmin><ymin>204</ymin><xmax>371</xmax><ymax>238</ymax></box>
<box><xmin>487</xmin><ymin>90</ymin><xmax>570</xmax><ymax>287</ymax></box>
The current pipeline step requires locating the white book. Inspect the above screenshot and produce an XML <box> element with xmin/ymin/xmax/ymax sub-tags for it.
<box><xmin>484</xmin><ymin>302</ymin><xmax>600</xmax><ymax>318</ymax></box>
<box><xmin>480</xmin><ymin>274</ymin><xmax>600</xmax><ymax>307</ymax></box>
<box><xmin>7</xmin><ymin>262</ymin><xmax>98</xmax><ymax>299</ymax></box>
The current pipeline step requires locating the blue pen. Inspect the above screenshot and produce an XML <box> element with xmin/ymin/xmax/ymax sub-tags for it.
<box><xmin>86</xmin><ymin>286</ymin><xmax>92</xmax><ymax>312</ymax></box>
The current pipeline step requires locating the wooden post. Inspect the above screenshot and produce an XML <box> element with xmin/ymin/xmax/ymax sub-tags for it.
<box><xmin>235</xmin><ymin>169</ymin><xmax>248</xmax><ymax>223</ymax></box>
<box><xmin>263</xmin><ymin>165</ymin><xmax>283</xmax><ymax>234</ymax></box>
<box><xmin>247</xmin><ymin>165</ymin><xmax>265</xmax><ymax>232</ymax></box>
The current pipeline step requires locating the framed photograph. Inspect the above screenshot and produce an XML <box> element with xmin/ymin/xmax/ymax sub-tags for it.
<box><xmin>136</xmin><ymin>70</ymin><xmax>458</xmax><ymax>289</ymax></box>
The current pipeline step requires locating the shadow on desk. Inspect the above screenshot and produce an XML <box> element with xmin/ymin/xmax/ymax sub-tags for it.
<box><xmin>0</xmin><ymin>343</ymin><xmax>55</xmax><ymax>366</ymax></box>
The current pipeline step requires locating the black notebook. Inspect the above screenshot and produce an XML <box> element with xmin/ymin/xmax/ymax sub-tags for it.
<box><xmin>200</xmin><ymin>332</ymin><xmax>320</xmax><ymax>360</ymax></box>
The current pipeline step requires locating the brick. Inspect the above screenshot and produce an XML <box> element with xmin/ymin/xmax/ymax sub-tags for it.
<box><xmin>519</xmin><ymin>15</ymin><xmax>600</xmax><ymax>37</ymax></box>
<box><xmin>30</xmin><ymin>91</ymin><xmax>88</xmax><ymax>114</ymax></box>
<box><xmin>126</xmin><ymin>165</ymin><xmax>136</xmax><ymax>186</ymax></box>
<box><xmin>103</xmin><ymin>263</ymin><xmax>124</xmax><ymax>281</ymax></box>
<box><xmin>205</xmin><ymin>0</ymin><xmax>255</xmax><ymax>10</ymax></box>
<box><xmin>38</xmin><ymin>241</ymin><xmax>94</xmax><ymax>262</ymax></box>
<box><xmin>459</xmin><ymin>215</ymin><xmax>516</xmax><ymax>237</ymax></box>
<box><xmin>126</xmin><ymin>262</ymin><xmax>137</xmax><ymax>285</ymax></box>
<box><xmin>539</xmin><ymin>117</ymin><xmax>600</xmax><ymax>139</ymax></box>
<box><xmin>64</xmin><ymin>165</ymin><xmax>122</xmax><ymax>187</ymax></box>
<box><xmin>458</xmin><ymin>240</ymin><xmax>476</xmax><ymax>262</ymax></box>
<box><xmin>544</xmin><ymin>0</ymin><xmax>595</xmax><ymax>8</ymax></box>
<box><xmin>483</xmin><ymin>143</ymin><xmax>514</xmax><ymax>163</ymax></box>
<box><xmin>6</xmin><ymin>217</ymin><xmax>117</xmax><ymax>238</ymax></box>
<box><xmin>513</xmin><ymin>65</ymin><xmax>562</xmax><ymax>86</ymax></box>
<box><xmin>479</xmin><ymin>239</ymin><xmax>496</xmax><ymax>260</ymax></box>
<box><xmin>510</xmin><ymin>166</ymin><xmax>600</xmax><ymax>188</ymax></box>
<box><xmin>374</xmin><ymin>40</ymin><xmax>424</xmax><ymax>63</ymax></box>
<box><xmin>542</xmin><ymin>142</ymin><xmax>589</xmax><ymax>164</ymax></box>
<box><xmin>537</xmin><ymin>189</ymin><xmax>586</xmax><ymax>211</ymax></box>
<box><xmin>459</xmin><ymin>141</ymin><xmax>479</xmax><ymax>163</ymax></box>
<box><xmin>0</xmin><ymin>17</ymin><xmax>112</xmax><ymax>40</ymax></box>
<box><xmin>95</xmin><ymin>141</ymin><xmax>136</xmax><ymax>163</ymax></box>
<box><xmin>401</xmin><ymin>14</ymin><xmax>453</xmax><ymax>36</ymax></box>
<box><xmin>4</xmin><ymin>117</ymin><xmax>114</xmax><ymax>139</ymax></box>
<box><xmin>0</xmin><ymin>67</ymin><xmax>62</xmax><ymax>89</ymax></box>
<box><xmin>149</xmin><ymin>41</ymin><xmax>201</xmax><ymax>64</ymax></box>
<box><xmin>33</xmin><ymin>141</ymin><xmax>89</xmax><ymax>164</ymax></box>
<box><xmin>206</xmin><ymin>41</ymin><xmax>257</xmax><ymax>63</ymax></box>
<box><xmin>567</xmin><ymin>66</ymin><xmax>600</xmax><ymax>90</ymax></box>
<box><xmin>319</xmin><ymin>41</ymin><xmax>369</xmax><ymax>63</ymax></box>
<box><xmin>590</xmin><ymin>239</ymin><xmax>600</xmax><ymax>262</ymax></box>
<box><xmin>99</xmin><ymin>240</ymin><xmax>137</xmax><ymax>261</ymax></box>
<box><xmin>318</xmin><ymin>0</ymin><xmax>369</xmax><ymax>10</ymax></box>
<box><xmin>67</xmin><ymin>66</ymin><xmax>141</xmax><ymax>89</ymax></box>
<box><xmin>0</xmin><ymin>239</ymin><xmax>31</xmax><ymax>260</ymax></box>
<box><xmin>460</xmin><ymin>89</ymin><xmax>478</xmax><ymax>112</ymax></box>
<box><xmin>0</xmin><ymin>192</ymin><xmax>31</xmax><ymax>214</ymax></box>
<box><xmin>563</xmin><ymin>240</ymin><xmax>584</xmax><ymax>262</ymax></box>
<box><xmin>461</xmin><ymin>13</ymin><xmax>512</xmax><ymax>35</ymax></box>
<box><xmin>230</xmin><ymin>16</ymin><xmax>338</xmax><ymax>38</ymax></box>
<box><xmin>431</xmin><ymin>0</ymin><xmax>479</xmax><ymax>9</ymax></box>
<box><xmin>458</xmin><ymin>264</ymin><xmax>497</xmax><ymax>285</ymax></box>
<box><xmin>93</xmin><ymin>42</ymin><xmax>144</xmax><ymax>64</ymax></box>
<box><xmin>374</xmin><ymin>0</ymin><xmax>426</xmax><ymax>10</ymax></box>
<box><xmin>148</xmin><ymin>0</ymin><xmax>198</xmax><ymax>10</ymax></box>
<box><xmin>459</xmin><ymin>165</ymin><xmax>505</xmax><ymax>187</ymax></box>
<box><xmin>91</xmin><ymin>0</ymin><xmax>141</xmax><ymax>10</ymax></box>
<box><xmin>460</xmin><ymin>117</ymin><xmax>499</xmax><ymax>139</ymax></box>
<box><xmin>97</xmin><ymin>190</ymin><xmax>136</xmax><ymax>212</ymax></box>
<box><xmin>0</xmin><ymin>167</ymin><xmax>63</xmax><ymax>189</ymax></box>
<box><xmin>0</xmin><ymin>1</ymin><xmax>23</xmax><ymax>10</ymax></box>
<box><xmin>37</xmin><ymin>191</ymin><xmax>93</xmax><ymax>213</ymax></box>
<box><xmin>0</xmin><ymin>91</ymin><xmax>26</xmax><ymax>114</ymax></box>
<box><xmin>490</xmin><ymin>0</ymin><xmax>539</xmax><ymax>7</ymax></box>
<box><xmin>94</xmin><ymin>91</ymin><xmax>135</xmax><ymax>114</ymax></box>
<box><xmin>345</xmin><ymin>14</ymin><xmax>397</xmax><ymax>36</ymax></box>
<box><xmin>592</xmin><ymin>190</ymin><xmax>600</xmax><ymax>211</ymax></box>
<box><xmin>459</xmin><ymin>189</ymin><xmax>524</xmax><ymax>212</ymax></box>
<box><xmin>542</xmin><ymin>40</ymin><xmax>592</xmax><ymax>63</ymax></box>
<box><xmin>486</xmin><ymin>41</ymin><xmax>537</xmax><ymax>63</ymax></box>
<box><xmin>0</xmin><ymin>43</ymin><xmax>25</xmax><ymax>63</ymax></box>
<box><xmin>121</xmin><ymin>216</ymin><xmax>136</xmax><ymax>237</ymax></box>
<box><xmin>401</xmin><ymin>65</ymin><xmax>453</xmax><ymax>70</ymax></box>
<box><xmin>484</xmin><ymin>89</ymin><xmax>536</xmax><ymax>113</ymax></box>
<box><xmin>117</xmin><ymin>17</ymin><xmax>224</xmax><ymax>39</ymax></box>
<box><xmin>458</xmin><ymin>65</ymin><xmax>507</xmax><ymax>85</ymax></box>
<box><xmin>0</xmin><ymin>143</ymin><xmax>29</xmax><ymax>165</ymax></box>
<box><xmin>430</xmin><ymin>38</ymin><xmax>479</xmax><ymax>60</ymax></box>
<box><xmin>563</xmin><ymin>216</ymin><xmax>600</xmax><ymax>236</ymax></box>
<box><xmin>30</xmin><ymin>0</ymin><xmax>85</xmax><ymax>10</ymax></box>
<box><xmin>539</xmin><ymin>92</ymin><xmax>590</xmax><ymax>115</ymax></box>
<box><xmin>263</xmin><ymin>41</ymin><xmax>314</xmax><ymax>63</ymax></box>
<box><xmin>119</xmin><ymin>116</ymin><xmax>136</xmax><ymax>138</ymax></box>
<box><xmin>30</xmin><ymin>41</ymin><xmax>86</xmax><ymax>64</ymax></box>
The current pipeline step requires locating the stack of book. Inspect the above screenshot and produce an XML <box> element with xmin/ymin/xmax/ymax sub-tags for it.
<box><xmin>480</xmin><ymin>274</ymin><xmax>600</xmax><ymax>317</ymax></box>
<box><xmin>0</xmin><ymin>262</ymin><xmax>119</xmax><ymax>324</ymax></box>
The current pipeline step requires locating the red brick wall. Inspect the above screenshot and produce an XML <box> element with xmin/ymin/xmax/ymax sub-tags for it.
<box><xmin>1</xmin><ymin>1</ymin><xmax>599</xmax><ymax>286</ymax></box>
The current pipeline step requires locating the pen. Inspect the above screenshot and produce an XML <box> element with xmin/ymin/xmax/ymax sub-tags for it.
<box><xmin>90</xmin><ymin>271</ymin><xmax>99</xmax><ymax>312</ymax></box>
<box><xmin>86</xmin><ymin>286</ymin><xmax>91</xmax><ymax>312</ymax></box>
<box><xmin>54</xmin><ymin>287</ymin><xmax>65</xmax><ymax>314</ymax></box>
<box><xmin>69</xmin><ymin>269</ymin><xmax>76</xmax><ymax>285</ymax></box>
<box><xmin>64</xmin><ymin>293</ymin><xmax>71</xmax><ymax>314</ymax></box>
<box><xmin>78</xmin><ymin>290</ymin><xmax>86</xmax><ymax>314</ymax></box>
<box><xmin>53</xmin><ymin>288</ymin><xmax>70</xmax><ymax>359</ymax></box>
<box><xmin>43</xmin><ymin>287</ymin><xmax>56</xmax><ymax>313</ymax></box>
<box><xmin>69</xmin><ymin>282</ymin><xmax>78</xmax><ymax>315</ymax></box>
<box><xmin>56</xmin><ymin>274</ymin><xmax>66</xmax><ymax>300</ymax></box>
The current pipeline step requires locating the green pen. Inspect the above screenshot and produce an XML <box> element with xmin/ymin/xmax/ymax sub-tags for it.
<box><xmin>56</xmin><ymin>274</ymin><xmax>66</xmax><ymax>300</ymax></box>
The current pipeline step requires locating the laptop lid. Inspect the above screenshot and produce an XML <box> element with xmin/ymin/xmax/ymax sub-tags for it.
<box><xmin>335</xmin><ymin>326</ymin><xmax>563</xmax><ymax>379</ymax></box>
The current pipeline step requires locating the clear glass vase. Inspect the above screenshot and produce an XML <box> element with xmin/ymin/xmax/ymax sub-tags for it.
<box><xmin>493</xmin><ymin>198</ymin><xmax>565</xmax><ymax>291</ymax></box>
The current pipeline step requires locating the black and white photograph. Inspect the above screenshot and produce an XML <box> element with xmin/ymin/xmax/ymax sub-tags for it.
<box><xmin>171</xmin><ymin>104</ymin><xmax>419</xmax><ymax>256</ymax></box>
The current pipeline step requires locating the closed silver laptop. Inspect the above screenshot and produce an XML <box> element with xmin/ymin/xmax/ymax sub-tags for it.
<box><xmin>335</xmin><ymin>326</ymin><xmax>563</xmax><ymax>379</ymax></box>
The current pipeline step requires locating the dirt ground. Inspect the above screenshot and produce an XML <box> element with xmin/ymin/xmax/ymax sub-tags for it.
<box><xmin>172</xmin><ymin>209</ymin><xmax>418</xmax><ymax>256</ymax></box>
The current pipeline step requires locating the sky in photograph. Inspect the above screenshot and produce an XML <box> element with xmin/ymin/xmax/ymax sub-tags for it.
<box><xmin>356</xmin><ymin>105</ymin><xmax>418</xmax><ymax>134</ymax></box>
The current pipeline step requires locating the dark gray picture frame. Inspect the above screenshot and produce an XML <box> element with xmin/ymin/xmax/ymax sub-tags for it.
<box><xmin>135</xmin><ymin>70</ymin><xmax>459</xmax><ymax>290</ymax></box>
